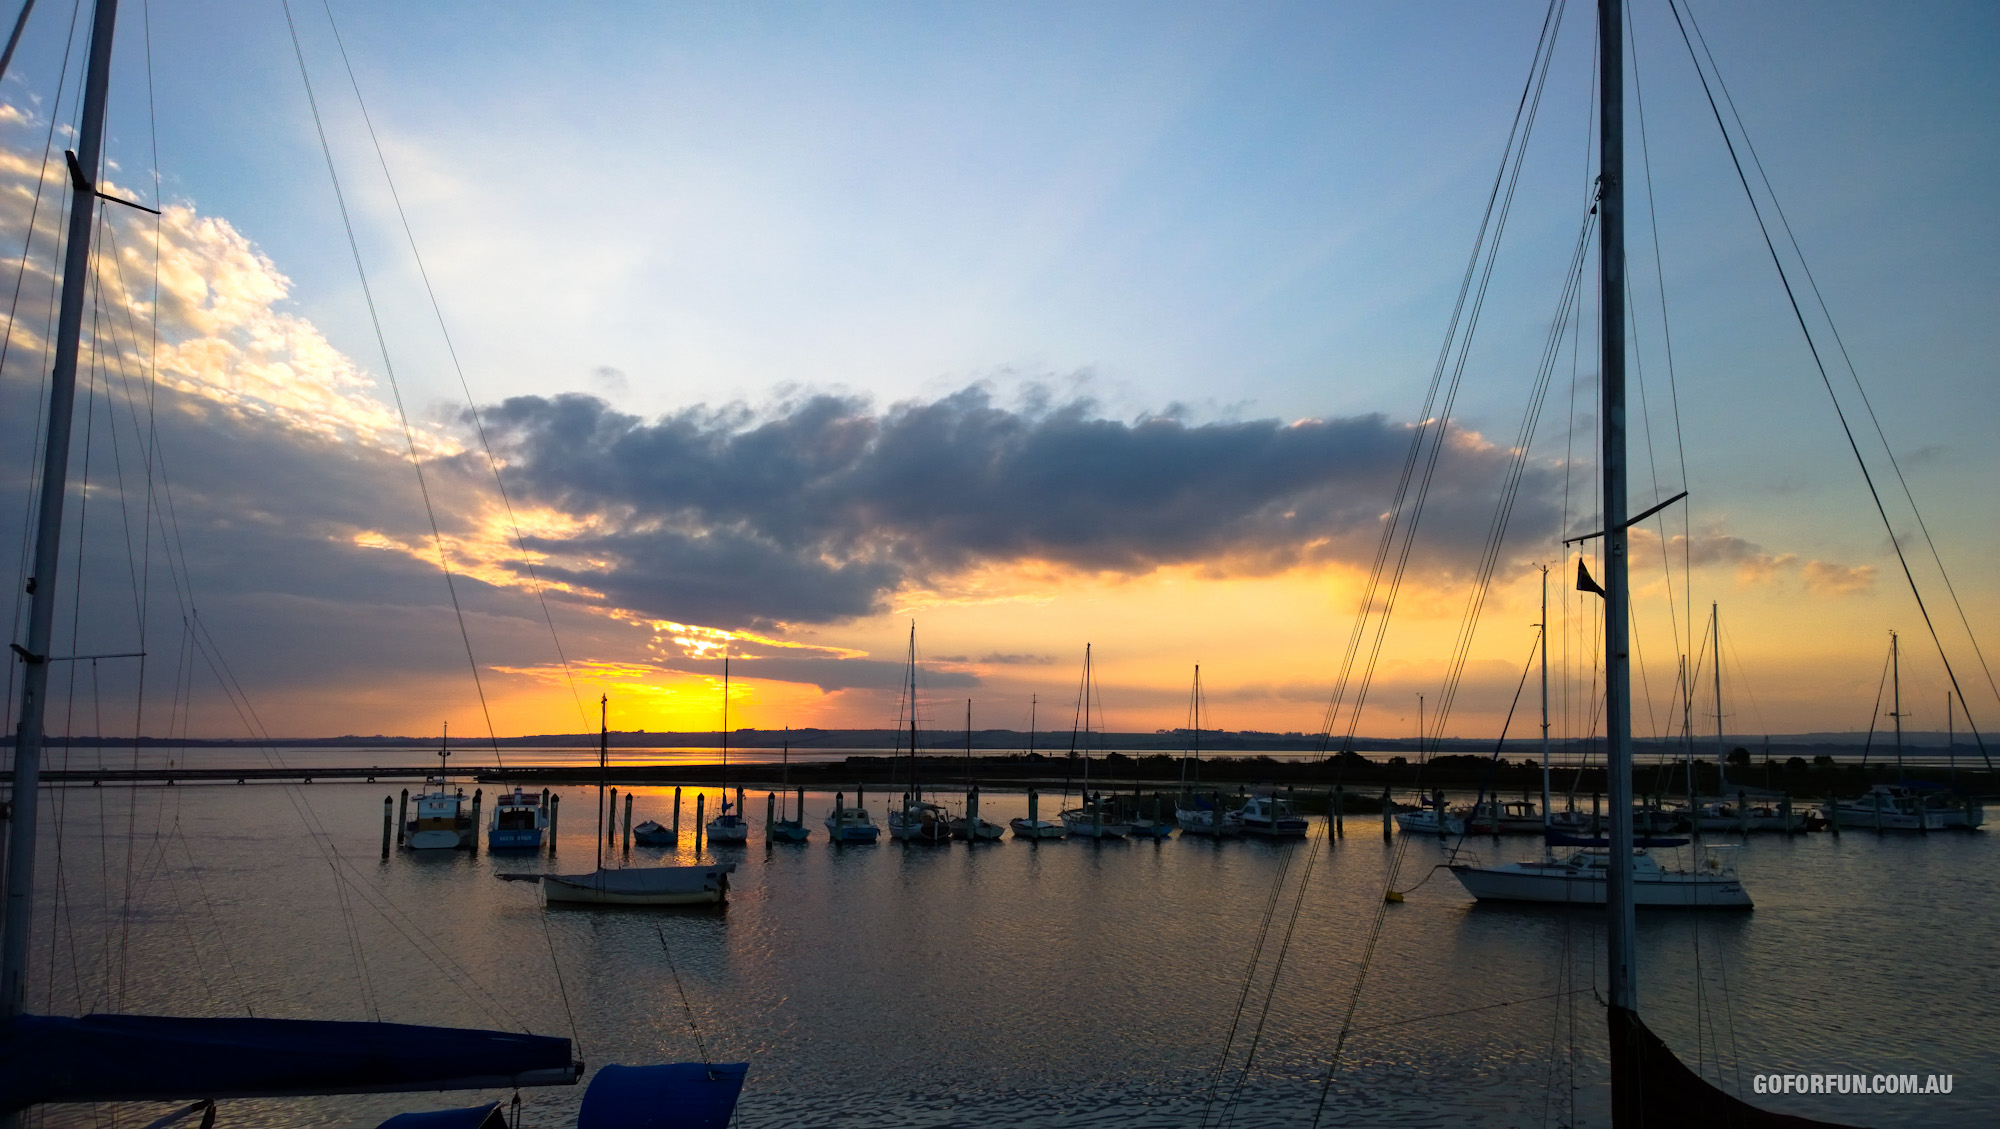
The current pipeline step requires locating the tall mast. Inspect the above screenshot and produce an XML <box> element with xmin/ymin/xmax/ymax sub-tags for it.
<box><xmin>1713</xmin><ymin>603</ymin><xmax>1726</xmax><ymax>792</ymax></box>
<box><xmin>3</xmin><ymin>0</ymin><xmax>121</xmax><ymax>1021</ymax></box>
<box><xmin>1539</xmin><ymin>567</ymin><xmax>1551</xmax><ymax>837</ymax></box>
<box><xmin>1596</xmin><ymin>0</ymin><xmax>1638</xmax><ymax>1022</ymax></box>
<box><xmin>1890</xmin><ymin>631</ymin><xmax>1902</xmax><ymax>782</ymax></box>
<box><xmin>906</xmin><ymin>623</ymin><xmax>918</xmax><ymax>803</ymax></box>
<box><xmin>722</xmin><ymin>652</ymin><xmax>730</xmax><ymax>797</ymax></box>
<box><xmin>596</xmin><ymin>694</ymin><xmax>607</xmax><ymax>873</ymax></box>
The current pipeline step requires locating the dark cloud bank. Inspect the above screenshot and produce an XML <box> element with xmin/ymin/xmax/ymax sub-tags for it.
<box><xmin>480</xmin><ymin>386</ymin><xmax>1559</xmax><ymax>629</ymax></box>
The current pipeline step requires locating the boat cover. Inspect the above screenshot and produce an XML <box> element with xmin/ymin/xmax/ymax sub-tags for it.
<box><xmin>544</xmin><ymin>865</ymin><xmax>733</xmax><ymax>896</ymax></box>
<box><xmin>376</xmin><ymin>1103</ymin><xmax>507</xmax><ymax>1129</ymax></box>
<box><xmin>578</xmin><ymin>1062</ymin><xmax>749</xmax><ymax>1129</ymax></box>
<box><xmin>1609</xmin><ymin>1005</ymin><xmax>1857</xmax><ymax>1127</ymax></box>
<box><xmin>0</xmin><ymin>1014</ymin><xmax>579</xmax><ymax>1113</ymax></box>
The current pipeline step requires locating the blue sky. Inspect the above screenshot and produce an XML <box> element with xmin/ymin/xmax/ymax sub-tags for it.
<box><xmin>1</xmin><ymin>1</ymin><xmax>1994</xmax><ymax>740</ymax></box>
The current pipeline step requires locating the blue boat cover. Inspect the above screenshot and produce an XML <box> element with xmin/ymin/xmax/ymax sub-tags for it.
<box><xmin>1545</xmin><ymin>831</ymin><xmax>1691</xmax><ymax>848</ymax></box>
<box><xmin>377</xmin><ymin>1103</ymin><xmax>507</xmax><ymax>1129</ymax></box>
<box><xmin>0</xmin><ymin>1014</ymin><xmax>579</xmax><ymax>1113</ymax></box>
<box><xmin>578</xmin><ymin>1062</ymin><xmax>748</xmax><ymax>1129</ymax></box>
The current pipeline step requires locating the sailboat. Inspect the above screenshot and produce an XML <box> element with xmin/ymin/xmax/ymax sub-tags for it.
<box><xmin>406</xmin><ymin>724</ymin><xmax>475</xmax><ymax>850</ymax></box>
<box><xmin>948</xmin><ymin>701</ymin><xmax>1005</xmax><ymax>842</ymax></box>
<box><xmin>1059</xmin><ymin>644</ymin><xmax>1130</xmax><ymax>839</ymax></box>
<box><xmin>503</xmin><ymin>696</ymin><xmax>736</xmax><ymax>907</ymax></box>
<box><xmin>705</xmin><ymin>655</ymin><xmax>750</xmax><ymax>846</ymax></box>
<box><xmin>1174</xmin><ymin>667</ymin><xmax>1239</xmax><ymax>837</ymax></box>
<box><xmin>0</xmin><ymin>3</ymin><xmax>589</xmax><ymax>1114</ymax></box>
<box><xmin>1008</xmin><ymin>695</ymin><xmax>1067</xmax><ymax>839</ymax></box>
<box><xmin>886</xmin><ymin>624</ymin><xmax>953</xmax><ymax>844</ymax></box>
<box><xmin>769</xmin><ymin>731</ymin><xmax>811</xmax><ymax>843</ymax></box>
<box><xmin>1830</xmin><ymin>633</ymin><xmax>1946</xmax><ymax>832</ymax></box>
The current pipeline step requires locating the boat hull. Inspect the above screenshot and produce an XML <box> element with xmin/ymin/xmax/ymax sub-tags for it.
<box><xmin>1449</xmin><ymin>863</ymin><xmax>1752</xmax><ymax>908</ymax></box>
<box><xmin>706</xmin><ymin>818</ymin><xmax>750</xmax><ymax>845</ymax></box>
<box><xmin>1009</xmin><ymin>818</ymin><xmax>1066</xmax><ymax>839</ymax></box>
<box><xmin>540</xmin><ymin>864</ymin><xmax>736</xmax><ymax>907</ymax></box>
<box><xmin>405</xmin><ymin>828</ymin><xmax>471</xmax><ymax>851</ymax></box>
<box><xmin>486</xmin><ymin>828</ymin><xmax>543</xmax><ymax>852</ymax></box>
<box><xmin>769</xmin><ymin>821</ymin><xmax>811</xmax><ymax>843</ymax></box>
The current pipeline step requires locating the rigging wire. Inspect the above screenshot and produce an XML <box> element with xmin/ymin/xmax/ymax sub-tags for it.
<box><xmin>1663</xmin><ymin>0</ymin><xmax>1989</xmax><ymax>769</ymax></box>
<box><xmin>1678</xmin><ymin>1</ymin><xmax>1999</xmax><ymax>720</ymax></box>
<box><xmin>277</xmin><ymin>0</ymin><xmax>510</xmax><ymax>771</ymax></box>
<box><xmin>313</xmin><ymin>0</ymin><xmax>590</xmax><ymax>732</ymax></box>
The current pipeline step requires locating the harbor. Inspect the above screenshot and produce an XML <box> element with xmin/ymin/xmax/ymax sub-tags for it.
<box><xmin>25</xmin><ymin>777</ymin><xmax>1994</xmax><ymax>1126</ymax></box>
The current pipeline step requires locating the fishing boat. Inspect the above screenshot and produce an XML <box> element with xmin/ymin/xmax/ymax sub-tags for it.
<box><xmin>502</xmin><ymin>696</ymin><xmax>738</xmax><ymax>907</ymax></box>
<box><xmin>705</xmin><ymin>655</ymin><xmax>750</xmax><ymax>846</ymax></box>
<box><xmin>1058</xmin><ymin>645</ymin><xmax>1131</xmax><ymax>839</ymax></box>
<box><xmin>486</xmin><ymin>786</ymin><xmax>549</xmax><ymax>852</ymax></box>
<box><xmin>406</xmin><ymin>726</ymin><xmax>475</xmax><ymax>850</ymax></box>
<box><xmin>886</xmin><ymin>624</ymin><xmax>954</xmax><ymax>844</ymax></box>
<box><xmin>1174</xmin><ymin>667</ymin><xmax>1238</xmax><ymax>837</ymax></box>
<box><xmin>1238</xmin><ymin>793</ymin><xmax>1308</xmax><ymax>838</ymax></box>
<box><xmin>0</xmin><ymin>5</ymin><xmax>589</xmax><ymax>1115</ymax></box>
<box><xmin>1009</xmin><ymin>698</ymin><xmax>1067</xmax><ymax>839</ymax></box>
<box><xmin>824</xmin><ymin>794</ymin><xmax>883</xmax><ymax>843</ymax></box>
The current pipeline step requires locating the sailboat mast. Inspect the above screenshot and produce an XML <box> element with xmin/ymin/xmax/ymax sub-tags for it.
<box><xmin>596</xmin><ymin>694</ymin><xmax>607</xmax><ymax>873</ymax></box>
<box><xmin>907</xmin><ymin>625</ymin><xmax>918</xmax><ymax>803</ymax></box>
<box><xmin>1890</xmin><ymin>631</ymin><xmax>1902</xmax><ymax>781</ymax></box>
<box><xmin>2</xmin><ymin>0</ymin><xmax>120</xmax><ymax>1022</ymax></box>
<box><xmin>1539</xmin><ymin>567</ymin><xmax>1551</xmax><ymax>832</ymax></box>
<box><xmin>1713</xmin><ymin>603</ymin><xmax>1726</xmax><ymax>792</ymax></box>
<box><xmin>1596</xmin><ymin>0</ymin><xmax>1638</xmax><ymax>1019</ymax></box>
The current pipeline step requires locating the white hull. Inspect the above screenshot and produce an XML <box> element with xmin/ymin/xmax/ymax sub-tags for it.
<box><xmin>706</xmin><ymin>817</ymin><xmax>750</xmax><ymax>844</ymax></box>
<box><xmin>1394</xmin><ymin>811</ymin><xmax>1463</xmax><ymax>836</ymax></box>
<box><xmin>1061</xmin><ymin>809</ymin><xmax>1130</xmax><ymax>838</ymax></box>
<box><xmin>538</xmin><ymin>863</ymin><xmax>736</xmax><ymax>907</ymax></box>
<box><xmin>1175</xmin><ymin>808</ymin><xmax>1241</xmax><ymax>837</ymax></box>
<box><xmin>949</xmin><ymin>817</ymin><xmax>1005</xmax><ymax>841</ymax></box>
<box><xmin>406</xmin><ymin>828</ymin><xmax>469</xmax><ymax>850</ymax></box>
<box><xmin>1450</xmin><ymin>850</ymin><xmax>1751</xmax><ymax>909</ymax></box>
<box><xmin>1009</xmin><ymin>818</ymin><xmax>1066</xmax><ymax>839</ymax></box>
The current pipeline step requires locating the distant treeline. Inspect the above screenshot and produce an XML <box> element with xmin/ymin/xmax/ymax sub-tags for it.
<box><xmin>0</xmin><ymin>729</ymin><xmax>1971</xmax><ymax>758</ymax></box>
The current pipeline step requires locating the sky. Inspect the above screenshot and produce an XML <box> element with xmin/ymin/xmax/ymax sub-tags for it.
<box><xmin>0</xmin><ymin>1</ymin><xmax>1995</xmax><ymax>748</ymax></box>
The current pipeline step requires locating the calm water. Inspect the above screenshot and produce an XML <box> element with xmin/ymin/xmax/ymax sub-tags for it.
<box><xmin>23</xmin><ymin>780</ymin><xmax>1997</xmax><ymax>1127</ymax></box>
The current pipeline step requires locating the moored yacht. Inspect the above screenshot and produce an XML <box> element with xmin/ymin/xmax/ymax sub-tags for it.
<box><xmin>1238</xmin><ymin>793</ymin><xmax>1307</xmax><ymax>838</ymax></box>
<box><xmin>1830</xmin><ymin>784</ymin><xmax>1946</xmax><ymax>831</ymax></box>
<box><xmin>1450</xmin><ymin>844</ymin><xmax>1752</xmax><ymax>908</ymax></box>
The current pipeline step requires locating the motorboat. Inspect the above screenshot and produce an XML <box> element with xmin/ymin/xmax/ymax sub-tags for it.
<box><xmin>824</xmin><ymin>800</ymin><xmax>882</xmax><ymax>843</ymax></box>
<box><xmin>486</xmin><ymin>787</ymin><xmax>547</xmax><ymax>852</ymax></box>
<box><xmin>1460</xmin><ymin>798</ymin><xmax>1543</xmax><ymax>835</ymax></box>
<box><xmin>1830</xmin><ymin>783</ymin><xmax>1947</xmax><ymax>831</ymax></box>
<box><xmin>1239</xmin><ymin>793</ymin><xmax>1308</xmax><ymax>838</ymax></box>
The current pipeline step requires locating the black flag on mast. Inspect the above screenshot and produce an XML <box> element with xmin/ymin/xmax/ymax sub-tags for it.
<box><xmin>1576</xmin><ymin>558</ymin><xmax>1606</xmax><ymax>597</ymax></box>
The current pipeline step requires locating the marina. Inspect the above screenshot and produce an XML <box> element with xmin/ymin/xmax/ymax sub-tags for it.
<box><xmin>22</xmin><ymin>778</ymin><xmax>1995</xmax><ymax>1126</ymax></box>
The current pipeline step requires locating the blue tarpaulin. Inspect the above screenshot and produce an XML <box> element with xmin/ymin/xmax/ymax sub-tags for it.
<box><xmin>578</xmin><ymin>1062</ymin><xmax>748</xmax><ymax>1129</ymax></box>
<box><xmin>0</xmin><ymin>1014</ymin><xmax>579</xmax><ymax>1114</ymax></box>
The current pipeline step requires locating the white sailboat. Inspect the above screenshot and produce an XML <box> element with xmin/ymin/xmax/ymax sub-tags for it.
<box><xmin>705</xmin><ymin>654</ymin><xmax>750</xmax><ymax>846</ymax></box>
<box><xmin>1059</xmin><ymin>644</ymin><xmax>1130</xmax><ymax>839</ymax></box>
<box><xmin>886</xmin><ymin>624</ymin><xmax>953</xmax><ymax>844</ymax></box>
<box><xmin>1173</xmin><ymin>667</ymin><xmax>1238</xmax><ymax>837</ymax></box>
<box><xmin>1009</xmin><ymin>696</ymin><xmax>1066</xmax><ymax>839</ymax></box>
<box><xmin>948</xmin><ymin>700</ymin><xmax>1005</xmax><ymax>842</ymax></box>
<box><xmin>506</xmin><ymin>696</ymin><xmax>736</xmax><ymax>907</ymax></box>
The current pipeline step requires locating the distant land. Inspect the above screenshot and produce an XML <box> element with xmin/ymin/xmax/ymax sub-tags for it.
<box><xmin>2</xmin><ymin>728</ymin><xmax>1983</xmax><ymax>757</ymax></box>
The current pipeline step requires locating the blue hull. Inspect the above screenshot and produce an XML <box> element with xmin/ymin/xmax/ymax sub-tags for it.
<box><xmin>486</xmin><ymin>829</ymin><xmax>544</xmax><ymax>852</ymax></box>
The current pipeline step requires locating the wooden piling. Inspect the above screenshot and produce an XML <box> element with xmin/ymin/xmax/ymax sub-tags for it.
<box><xmin>623</xmin><ymin>791</ymin><xmax>633</xmax><ymax>850</ymax></box>
<box><xmin>608</xmin><ymin>787</ymin><xmax>619</xmax><ymax>847</ymax></box>
<box><xmin>766</xmin><ymin>792</ymin><xmax>776</xmax><ymax>846</ymax></box>
<box><xmin>548</xmin><ymin>793</ymin><xmax>560</xmax><ymax>856</ymax></box>
<box><xmin>1825</xmin><ymin>794</ymin><xmax>1839</xmax><ymax>835</ymax></box>
<box><xmin>1334</xmin><ymin>785</ymin><xmax>1345</xmax><ymax>838</ymax></box>
<box><xmin>1381</xmin><ymin>787</ymin><xmax>1392</xmax><ymax>840</ymax></box>
<box><xmin>695</xmin><ymin>793</ymin><xmax>706</xmax><ymax>853</ymax></box>
<box><xmin>397</xmin><ymin>788</ymin><xmax>409</xmax><ymax>846</ymax></box>
<box><xmin>834</xmin><ymin>791</ymin><xmax>845</xmax><ymax>846</ymax></box>
<box><xmin>470</xmin><ymin>788</ymin><xmax>482</xmax><ymax>856</ymax></box>
<box><xmin>672</xmin><ymin>786</ymin><xmax>682</xmax><ymax>842</ymax></box>
<box><xmin>381</xmin><ymin>796</ymin><xmax>393</xmax><ymax>859</ymax></box>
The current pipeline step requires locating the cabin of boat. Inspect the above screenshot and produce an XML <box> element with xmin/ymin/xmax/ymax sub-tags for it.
<box><xmin>1460</xmin><ymin>798</ymin><xmax>1543</xmax><ymax>835</ymax></box>
<box><xmin>406</xmin><ymin>779</ymin><xmax>474</xmax><ymax>850</ymax></box>
<box><xmin>889</xmin><ymin>799</ymin><xmax>954</xmax><ymax>843</ymax></box>
<box><xmin>486</xmin><ymin>787</ymin><xmax>547</xmax><ymax>852</ymax></box>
